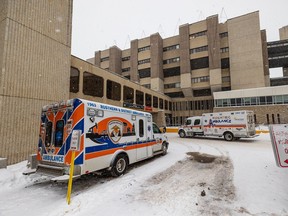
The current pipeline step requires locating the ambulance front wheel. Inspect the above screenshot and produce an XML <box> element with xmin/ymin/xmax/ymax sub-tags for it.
<box><xmin>179</xmin><ymin>130</ymin><xmax>186</xmax><ymax>138</ymax></box>
<box><xmin>111</xmin><ymin>154</ymin><xmax>128</xmax><ymax>177</ymax></box>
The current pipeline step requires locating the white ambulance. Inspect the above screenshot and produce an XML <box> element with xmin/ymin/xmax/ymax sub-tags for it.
<box><xmin>178</xmin><ymin>110</ymin><xmax>257</xmax><ymax>141</ymax></box>
<box><xmin>36</xmin><ymin>98</ymin><xmax>168</xmax><ymax>180</ymax></box>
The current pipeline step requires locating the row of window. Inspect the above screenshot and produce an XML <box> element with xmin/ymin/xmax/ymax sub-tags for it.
<box><xmin>190</xmin><ymin>45</ymin><xmax>208</xmax><ymax>54</ymax></box>
<box><xmin>70</xmin><ymin>67</ymin><xmax>170</xmax><ymax>110</ymax></box>
<box><xmin>192</xmin><ymin>76</ymin><xmax>209</xmax><ymax>83</ymax></box>
<box><xmin>122</xmin><ymin>67</ymin><xmax>130</xmax><ymax>72</ymax></box>
<box><xmin>163</xmin><ymin>44</ymin><xmax>180</xmax><ymax>52</ymax></box>
<box><xmin>138</xmin><ymin>58</ymin><xmax>150</xmax><ymax>65</ymax></box>
<box><xmin>100</xmin><ymin>57</ymin><xmax>109</xmax><ymax>62</ymax></box>
<box><xmin>163</xmin><ymin>57</ymin><xmax>180</xmax><ymax>64</ymax></box>
<box><xmin>138</xmin><ymin>46</ymin><xmax>150</xmax><ymax>52</ymax></box>
<box><xmin>164</xmin><ymin>88</ymin><xmax>212</xmax><ymax>98</ymax></box>
<box><xmin>220</xmin><ymin>47</ymin><xmax>229</xmax><ymax>53</ymax></box>
<box><xmin>164</xmin><ymin>82</ymin><xmax>181</xmax><ymax>89</ymax></box>
<box><xmin>172</xmin><ymin>100</ymin><xmax>214</xmax><ymax>111</ymax></box>
<box><xmin>190</xmin><ymin>30</ymin><xmax>207</xmax><ymax>39</ymax></box>
<box><xmin>215</xmin><ymin>95</ymin><xmax>288</xmax><ymax>107</ymax></box>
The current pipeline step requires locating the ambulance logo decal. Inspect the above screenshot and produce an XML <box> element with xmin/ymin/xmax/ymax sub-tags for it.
<box><xmin>108</xmin><ymin>120</ymin><xmax>123</xmax><ymax>144</ymax></box>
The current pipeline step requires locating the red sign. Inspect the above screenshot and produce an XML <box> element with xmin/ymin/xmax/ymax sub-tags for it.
<box><xmin>269</xmin><ymin>124</ymin><xmax>288</xmax><ymax>168</ymax></box>
<box><xmin>144</xmin><ymin>106</ymin><xmax>152</xmax><ymax>111</ymax></box>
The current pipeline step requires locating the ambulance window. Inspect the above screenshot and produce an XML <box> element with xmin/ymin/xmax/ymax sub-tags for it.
<box><xmin>194</xmin><ymin>119</ymin><xmax>200</xmax><ymax>125</ymax></box>
<box><xmin>54</xmin><ymin>120</ymin><xmax>64</xmax><ymax>147</ymax></box>
<box><xmin>153</xmin><ymin>123</ymin><xmax>161</xmax><ymax>134</ymax></box>
<box><xmin>45</xmin><ymin>121</ymin><xmax>53</xmax><ymax>147</ymax></box>
<box><xmin>186</xmin><ymin>119</ymin><xmax>191</xmax><ymax>125</ymax></box>
<box><xmin>139</xmin><ymin>119</ymin><xmax>144</xmax><ymax>137</ymax></box>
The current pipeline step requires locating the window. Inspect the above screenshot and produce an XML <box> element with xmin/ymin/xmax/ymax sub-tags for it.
<box><xmin>165</xmin><ymin>91</ymin><xmax>185</xmax><ymax>98</ymax></box>
<box><xmin>138</xmin><ymin>59</ymin><xmax>150</xmax><ymax>65</ymax></box>
<box><xmin>220</xmin><ymin>32</ymin><xmax>228</xmax><ymax>38</ymax></box>
<box><xmin>163</xmin><ymin>67</ymin><xmax>180</xmax><ymax>77</ymax></box>
<box><xmin>153</xmin><ymin>123</ymin><xmax>162</xmax><ymax>134</ymax></box>
<box><xmin>139</xmin><ymin>119</ymin><xmax>144</xmax><ymax>137</ymax></box>
<box><xmin>190</xmin><ymin>30</ymin><xmax>207</xmax><ymax>39</ymax></box>
<box><xmin>192</xmin><ymin>76</ymin><xmax>209</xmax><ymax>83</ymax></box>
<box><xmin>70</xmin><ymin>67</ymin><xmax>79</xmax><ymax>93</ymax></box>
<box><xmin>153</xmin><ymin>96</ymin><xmax>158</xmax><ymax>108</ymax></box>
<box><xmin>54</xmin><ymin>120</ymin><xmax>64</xmax><ymax>147</ymax></box>
<box><xmin>194</xmin><ymin>119</ymin><xmax>201</xmax><ymax>125</ymax></box>
<box><xmin>193</xmin><ymin>89</ymin><xmax>211</xmax><ymax>97</ymax></box>
<box><xmin>165</xmin><ymin>100</ymin><xmax>168</xmax><ymax>110</ymax></box>
<box><xmin>83</xmin><ymin>72</ymin><xmax>104</xmax><ymax>97</ymax></box>
<box><xmin>100</xmin><ymin>57</ymin><xmax>109</xmax><ymax>62</ymax></box>
<box><xmin>191</xmin><ymin>57</ymin><xmax>209</xmax><ymax>70</ymax></box>
<box><xmin>107</xmin><ymin>80</ymin><xmax>121</xmax><ymax>101</ymax></box>
<box><xmin>163</xmin><ymin>57</ymin><xmax>180</xmax><ymax>65</ymax></box>
<box><xmin>169</xmin><ymin>102</ymin><xmax>172</xmax><ymax>111</ymax></box>
<box><xmin>142</xmin><ymin>84</ymin><xmax>151</xmax><ymax>89</ymax></box>
<box><xmin>164</xmin><ymin>82</ymin><xmax>181</xmax><ymax>89</ymax></box>
<box><xmin>220</xmin><ymin>47</ymin><xmax>229</xmax><ymax>53</ymax></box>
<box><xmin>138</xmin><ymin>46</ymin><xmax>150</xmax><ymax>52</ymax></box>
<box><xmin>136</xmin><ymin>90</ymin><xmax>144</xmax><ymax>105</ymax></box>
<box><xmin>222</xmin><ymin>76</ymin><xmax>230</xmax><ymax>83</ymax></box>
<box><xmin>45</xmin><ymin>121</ymin><xmax>53</xmax><ymax>147</ymax></box>
<box><xmin>163</xmin><ymin>44</ymin><xmax>180</xmax><ymax>52</ymax></box>
<box><xmin>190</xmin><ymin>46</ymin><xmax>208</xmax><ymax>54</ymax></box>
<box><xmin>138</xmin><ymin>68</ymin><xmax>151</xmax><ymax>78</ymax></box>
<box><xmin>145</xmin><ymin>93</ymin><xmax>152</xmax><ymax>106</ymax></box>
<box><xmin>221</xmin><ymin>58</ymin><xmax>230</xmax><ymax>69</ymax></box>
<box><xmin>123</xmin><ymin>86</ymin><xmax>134</xmax><ymax>103</ymax></box>
<box><xmin>124</xmin><ymin>75</ymin><xmax>130</xmax><ymax>79</ymax></box>
<box><xmin>277</xmin><ymin>114</ymin><xmax>281</xmax><ymax>124</ymax></box>
<box><xmin>122</xmin><ymin>67</ymin><xmax>130</xmax><ymax>72</ymax></box>
<box><xmin>122</xmin><ymin>56</ymin><xmax>130</xmax><ymax>61</ymax></box>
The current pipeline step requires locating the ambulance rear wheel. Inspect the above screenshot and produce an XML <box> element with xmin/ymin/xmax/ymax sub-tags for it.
<box><xmin>111</xmin><ymin>155</ymin><xmax>128</xmax><ymax>177</ymax></box>
<box><xmin>179</xmin><ymin>130</ymin><xmax>186</xmax><ymax>138</ymax></box>
<box><xmin>224</xmin><ymin>132</ymin><xmax>234</xmax><ymax>141</ymax></box>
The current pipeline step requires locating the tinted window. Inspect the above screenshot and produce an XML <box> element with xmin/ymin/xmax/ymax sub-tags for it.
<box><xmin>83</xmin><ymin>72</ymin><xmax>103</xmax><ymax>97</ymax></box>
<box><xmin>45</xmin><ymin>121</ymin><xmax>53</xmax><ymax>147</ymax></box>
<box><xmin>107</xmin><ymin>80</ymin><xmax>121</xmax><ymax>101</ymax></box>
<box><xmin>54</xmin><ymin>120</ymin><xmax>64</xmax><ymax>147</ymax></box>
<box><xmin>70</xmin><ymin>67</ymin><xmax>79</xmax><ymax>93</ymax></box>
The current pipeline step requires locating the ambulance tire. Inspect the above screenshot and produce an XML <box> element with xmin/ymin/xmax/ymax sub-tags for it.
<box><xmin>179</xmin><ymin>130</ymin><xmax>186</xmax><ymax>138</ymax></box>
<box><xmin>162</xmin><ymin>143</ymin><xmax>168</xmax><ymax>156</ymax></box>
<box><xmin>111</xmin><ymin>154</ymin><xmax>128</xmax><ymax>177</ymax></box>
<box><xmin>224</xmin><ymin>132</ymin><xmax>234</xmax><ymax>141</ymax></box>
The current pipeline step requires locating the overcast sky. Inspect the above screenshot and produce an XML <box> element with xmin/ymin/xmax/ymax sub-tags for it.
<box><xmin>71</xmin><ymin>0</ymin><xmax>288</xmax><ymax>60</ymax></box>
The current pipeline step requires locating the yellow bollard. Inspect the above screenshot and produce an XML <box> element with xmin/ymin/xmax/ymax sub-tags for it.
<box><xmin>66</xmin><ymin>150</ymin><xmax>76</xmax><ymax>205</ymax></box>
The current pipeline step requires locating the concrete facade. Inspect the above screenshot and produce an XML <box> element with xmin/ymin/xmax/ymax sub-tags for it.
<box><xmin>227</xmin><ymin>12</ymin><xmax>266</xmax><ymax>90</ymax></box>
<box><xmin>0</xmin><ymin>0</ymin><xmax>72</xmax><ymax>164</ymax></box>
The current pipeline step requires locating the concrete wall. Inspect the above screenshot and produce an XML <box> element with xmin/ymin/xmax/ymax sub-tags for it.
<box><xmin>0</xmin><ymin>0</ymin><xmax>72</xmax><ymax>164</ymax></box>
<box><xmin>279</xmin><ymin>26</ymin><xmax>288</xmax><ymax>40</ymax></box>
<box><xmin>228</xmin><ymin>11</ymin><xmax>266</xmax><ymax>90</ymax></box>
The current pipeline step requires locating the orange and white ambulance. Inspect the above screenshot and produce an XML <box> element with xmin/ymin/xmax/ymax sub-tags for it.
<box><xmin>37</xmin><ymin>98</ymin><xmax>168</xmax><ymax>180</ymax></box>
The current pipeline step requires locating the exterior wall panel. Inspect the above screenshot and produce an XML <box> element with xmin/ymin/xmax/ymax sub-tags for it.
<box><xmin>0</xmin><ymin>0</ymin><xmax>72</xmax><ymax>164</ymax></box>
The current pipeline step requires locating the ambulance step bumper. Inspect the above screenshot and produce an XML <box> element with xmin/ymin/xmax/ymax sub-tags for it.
<box><xmin>37</xmin><ymin>164</ymin><xmax>65</xmax><ymax>177</ymax></box>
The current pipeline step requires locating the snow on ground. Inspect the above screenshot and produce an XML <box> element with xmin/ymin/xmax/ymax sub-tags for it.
<box><xmin>0</xmin><ymin>133</ymin><xmax>288</xmax><ymax>216</ymax></box>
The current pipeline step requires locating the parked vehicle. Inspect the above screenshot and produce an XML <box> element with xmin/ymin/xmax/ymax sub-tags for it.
<box><xmin>36</xmin><ymin>98</ymin><xmax>168</xmax><ymax>180</ymax></box>
<box><xmin>178</xmin><ymin>110</ymin><xmax>257</xmax><ymax>141</ymax></box>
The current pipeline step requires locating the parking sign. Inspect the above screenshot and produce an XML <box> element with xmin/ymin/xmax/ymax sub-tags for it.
<box><xmin>269</xmin><ymin>124</ymin><xmax>288</xmax><ymax>168</ymax></box>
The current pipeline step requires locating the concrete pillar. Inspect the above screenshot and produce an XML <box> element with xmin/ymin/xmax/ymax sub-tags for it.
<box><xmin>94</xmin><ymin>51</ymin><xmax>101</xmax><ymax>66</ymax></box>
<box><xmin>179</xmin><ymin>24</ymin><xmax>192</xmax><ymax>97</ymax></box>
<box><xmin>207</xmin><ymin>15</ymin><xmax>222</xmax><ymax>93</ymax></box>
<box><xmin>130</xmin><ymin>39</ymin><xmax>139</xmax><ymax>82</ymax></box>
<box><xmin>109</xmin><ymin>46</ymin><xmax>122</xmax><ymax>75</ymax></box>
<box><xmin>150</xmin><ymin>33</ymin><xmax>164</xmax><ymax>92</ymax></box>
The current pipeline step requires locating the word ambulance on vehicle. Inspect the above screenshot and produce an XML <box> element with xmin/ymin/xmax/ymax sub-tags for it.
<box><xmin>178</xmin><ymin>110</ymin><xmax>257</xmax><ymax>141</ymax></box>
<box><xmin>36</xmin><ymin>98</ymin><xmax>169</xmax><ymax>180</ymax></box>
